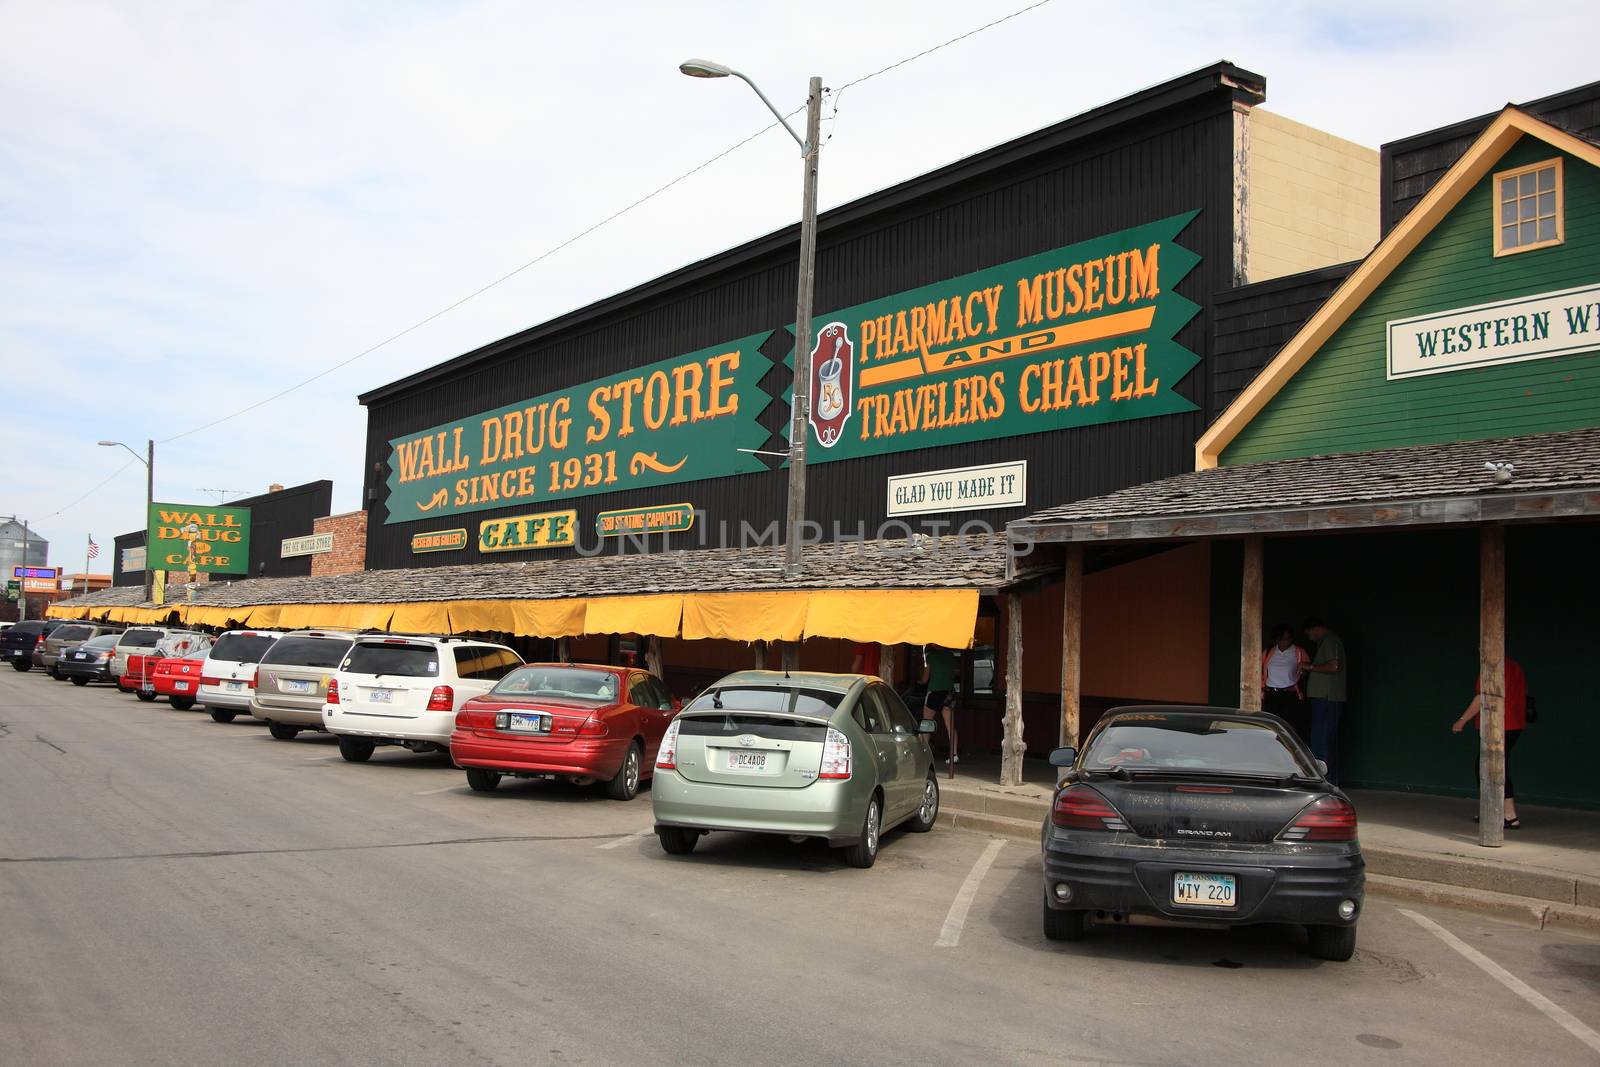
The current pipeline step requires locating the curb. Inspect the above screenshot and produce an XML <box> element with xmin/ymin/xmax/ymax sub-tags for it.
<box><xmin>1367</xmin><ymin>874</ymin><xmax>1600</xmax><ymax>935</ymax></box>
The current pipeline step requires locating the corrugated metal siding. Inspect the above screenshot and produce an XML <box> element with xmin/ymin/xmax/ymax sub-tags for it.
<box><xmin>1209</xmin><ymin>262</ymin><xmax>1355</xmax><ymax>415</ymax></box>
<box><xmin>1225</xmin><ymin>139</ymin><xmax>1600</xmax><ymax>465</ymax></box>
<box><xmin>364</xmin><ymin>99</ymin><xmax>1241</xmax><ymax>570</ymax></box>
<box><xmin>1382</xmin><ymin>81</ymin><xmax>1600</xmax><ymax>235</ymax></box>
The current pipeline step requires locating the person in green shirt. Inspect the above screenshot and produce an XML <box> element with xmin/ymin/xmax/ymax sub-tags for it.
<box><xmin>1303</xmin><ymin>617</ymin><xmax>1347</xmax><ymax>784</ymax></box>
<box><xmin>921</xmin><ymin>644</ymin><xmax>959</xmax><ymax>776</ymax></box>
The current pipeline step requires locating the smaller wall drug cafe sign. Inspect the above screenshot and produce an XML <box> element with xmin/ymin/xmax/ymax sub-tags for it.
<box><xmin>792</xmin><ymin>213</ymin><xmax>1202</xmax><ymax>461</ymax></box>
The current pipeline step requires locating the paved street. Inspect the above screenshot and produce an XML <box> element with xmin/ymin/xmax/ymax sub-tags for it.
<box><xmin>2</xmin><ymin>669</ymin><xmax>1598</xmax><ymax>1067</ymax></box>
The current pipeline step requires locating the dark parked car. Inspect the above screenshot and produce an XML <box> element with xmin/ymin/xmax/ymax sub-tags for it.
<box><xmin>1041</xmin><ymin>706</ymin><xmax>1364</xmax><ymax>961</ymax></box>
<box><xmin>39</xmin><ymin>623</ymin><xmax>121</xmax><ymax>678</ymax></box>
<box><xmin>1</xmin><ymin>619</ymin><xmax>70</xmax><ymax>672</ymax></box>
<box><xmin>58</xmin><ymin>634</ymin><xmax>123</xmax><ymax>686</ymax></box>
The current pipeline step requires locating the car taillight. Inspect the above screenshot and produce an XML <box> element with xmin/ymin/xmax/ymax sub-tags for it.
<box><xmin>325</xmin><ymin>678</ymin><xmax>340</xmax><ymax>705</ymax></box>
<box><xmin>655</xmin><ymin>720</ymin><xmax>680</xmax><ymax>770</ymax></box>
<box><xmin>426</xmin><ymin>685</ymin><xmax>454</xmax><ymax>712</ymax></box>
<box><xmin>201</xmin><ymin>676</ymin><xmax>220</xmax><ymax>686</ymax></box>
<box><xmin>577</xmin><ymin>716</ymin><xmax>608</xmax><ymax>737</ymax></box>
<box><xmin>1281</xmin><ymin>796</ymin><xmax>1358</xmax><ymax>842</ymax></box>
<box><xmin>819</xmin><ymin>727</ymin><xmax>852</xmax><ymax>780</ymax></box>
<box><xmin>1051</xmin><ymin>785</ymin><xmax>1130</xmax><ymax>831</ymax></box>
<box><xmin>249</xmin><ymin>669</ymin><xmax>259</xmax><ymax>690</ymax></box>
<box><xmin>35</xmin><ymin>634</ymin><xmax>47</xmax><ymax>647</ymax></box>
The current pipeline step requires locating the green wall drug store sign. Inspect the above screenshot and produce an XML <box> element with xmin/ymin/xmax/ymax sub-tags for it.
<box><xmin>790</xmin><ymin>212</ymin><xmax>1201</xmax><ymax>460</ymax></box>
<box><xmin>383</xmin><ymin>334</ymin><xmax>773</xmax><ymax>524</ymax></box>
<box><xmin>147</xmin><ymin>502</ymin><xmax>252</xmax><ymax>574</ymax></box>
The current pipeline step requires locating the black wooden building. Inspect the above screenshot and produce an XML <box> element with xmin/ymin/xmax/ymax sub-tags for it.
<box><xmin>111</xmin><ymin>480</ymin><xmax>333</xmax><ymax>585</ymax></box>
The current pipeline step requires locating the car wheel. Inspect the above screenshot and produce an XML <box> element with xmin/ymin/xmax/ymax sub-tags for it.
<box><xmin>48</xmin><ymin>665</ymin><xmax>61</xmax><ymax>680</ymax></box>
<box><xmin>70</xmin><ymin>676</ymin><xmax>88</xmax><ymax>686</ymax></box>
<box><xmin>1307</xmin><ymin>923</ymin><xmax>1357</xmax><ymax>962</ymax></box>
<box><xmin>268</xmin><ymin>723</ymin><xmax>301</xmax><ymax>741</ymax></box>
<box><xmin>908</xmin><ymin>774</ymin><xmax>940</xmax><ymax>832</ymax></box>
<box><xmin>1043</xmin><ymin>896</ymin><xmax>1088</xmax><ymax>941</ymax></box>
<box><xmin>337</xmin><ymin>736</ymin><xmax>376</xmax><ymax>763</ymax></box>
<box><xmin>13</xmin><ymin>661</ymin><xmax>30</xmax><ymax>672</ymax></box>
<box><xmin>136</xmin><ymin>690</ymin><xmax>157</xmax><ymax>702</ymax></box>
<box><xmin>605</xmin><ymin>741</ymin><xmax>642</xmax><ymax>801</ymax></box>
<box><xmin>839</xmin><ymin>796</ymin><xmax>882</xmax><ymax>869</ymax></box>
<box><xmin>209</xmin><ymin>709</ymin><xmax>236</xmax><ymax>723</ymax></box>
<box><xmin>657</xmin><ymin>827</ymin><xmax>699</xmax><ymax>855</ymax></box>
<box><xmin>170</xmin><ymin>697</ymin><xmax>195</xmax><ymax>711</ymax></box>
<box><xmin>465</xmin><ymin>767</ymin><xmax>501</xmax><ymax>792</ymax></box>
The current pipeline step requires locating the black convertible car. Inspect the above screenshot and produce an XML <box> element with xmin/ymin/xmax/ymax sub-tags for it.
<box><xmin>1041</xmin><ymin>706</ymin><xmax>1364</xmax><ymax>961</ymax></box>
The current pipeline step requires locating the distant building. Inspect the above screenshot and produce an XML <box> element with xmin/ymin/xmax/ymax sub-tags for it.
<box><xmin>0</xmin><ymin>519</ymin><xmax>48</xmax><ymax>576</ymax></box>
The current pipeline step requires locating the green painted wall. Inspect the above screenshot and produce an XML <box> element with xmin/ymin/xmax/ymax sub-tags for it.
<box><xmin>1260</xmin><ymin>526</ymin><xmax>1599</xmax><ymax>810</ymax></box>
<box><xmin>1225</xmin><ymin>137</ymin><xmax>1600</xmax><ymax>464</ymax></box>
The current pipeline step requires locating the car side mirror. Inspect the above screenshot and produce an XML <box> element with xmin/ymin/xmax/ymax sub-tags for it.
<box><xmin>916</xmin><ymin>719</ymin><xmax>937</xmax><ymax>734</ymax></box>
<box><xmin>1048</xmin><ymin>746</ymin><xmax>1077</xmax><ymax>767</ymax></box>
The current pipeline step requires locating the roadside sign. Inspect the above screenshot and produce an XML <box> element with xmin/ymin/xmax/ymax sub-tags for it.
<box><xmin>12</xmin><ymin>566</ymin><xmax>58</xmax><ymax>580</ymax></box>
<box><xmin>5</xmin><ymin>580</ymin><xmax>18</xmax><ymax>602</ymax></box>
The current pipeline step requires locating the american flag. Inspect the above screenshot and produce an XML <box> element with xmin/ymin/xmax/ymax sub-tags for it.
<box><xmin>87</xmin><ymin>535</ymin><xmax>99</xmax><ymax>560</ymax></box>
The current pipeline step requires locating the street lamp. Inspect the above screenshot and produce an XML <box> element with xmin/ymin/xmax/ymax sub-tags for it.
<box><xmin>99</xmin><ymin>438</ymin><xmax>155</xmax><ymax>603</ymax></box>
<box><xmin>681</xmin><ymin>59</ymin><xmax>822</xmax><ymax>579</ymax></box>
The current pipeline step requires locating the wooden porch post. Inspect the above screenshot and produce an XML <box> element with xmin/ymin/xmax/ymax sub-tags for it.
<box><xmin>752</xmin><ymin>639</ymin><xmax>766</xmax><ymax>669</ymax></box>
<box><xmin>781</xmin><ymin>640</ymin><xmax>800</xmax><ymax>672</ymax></box>
<box><xmin>1479</xmin><ymin>525</ymin><xmax>1506</xmax><ymax>847</ymax></box>
<box><xmin>879</xmin><ymin>642</ymin><xmax>898</xmax><ymax>685</ymax></box>
<box><xmin>645</xmin><ymin>634</ymin><xmax>664</xmax><ymax>679</ymax></box>
<box><xmin>556</xmin><ymin>636</ymin><xmax>571</xmax><ymax>664</ymax></box>
<box><xmin>1059</xmin><ymin>544</ymin><xmax>1084</xmax><ymax>763</ymax></box>
<box><xmin>1000</xmin><ymin>593</ymin><xmax>1026</xmax><ymax>786</ymax></box>
<box><xmin>1239</xmin><ymin>535</ymin><xmax>1263</xmax><ymax>712</ymax></box>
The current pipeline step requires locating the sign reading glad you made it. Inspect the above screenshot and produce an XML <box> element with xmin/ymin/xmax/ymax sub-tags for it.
<box><xmin>383</xmin><ymin>334</ymin><xmax>773</xmax><ymax>524</ymax></box>
<box><xmin>147</xmin><ymin>502</ymin><xmax>252</xmax><ymax>574</ymax></box>
<box><xmin>791</xmin><ymin>213</ymin><xmax>1202</xmax><ymax>461</ymax></box>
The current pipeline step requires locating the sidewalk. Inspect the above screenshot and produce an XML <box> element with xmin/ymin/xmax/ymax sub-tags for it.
<box><xmin>935</xmin><ymin>755</ymin><xmax>1600</xmax><ymax>930</ymax></box>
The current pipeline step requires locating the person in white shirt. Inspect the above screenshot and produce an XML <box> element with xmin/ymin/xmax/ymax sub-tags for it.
<box><xmin>1260</xmin><ymin>623</ymin><xmax>1310</xmax><ymax>740</ymax></box>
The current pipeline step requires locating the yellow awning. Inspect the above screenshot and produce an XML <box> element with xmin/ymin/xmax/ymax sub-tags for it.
<box><xmin>508</xmin><ymin>599</ymin><xmax>588</xmax><ymax>638</ymax></box>
<box><xmin>388</xmin><ymin>601</ymin><xmax>452</xmax><ymax>635</ymax></box>
<box><xmin>802</xmin><ymin>589</ymin><xmax>979</xmax><ymax>649</ymax></box>
<box><xmin>243</xmin><ymin>604</ymin><xmax>280</xmax><ymax>629</ymax></box>
<box><xmin>681</xmin><ymin>591</ymin><xmax>809</xmax><ymax>642</ymax></box>
<box><xmin>448</xmin><ymin>600</ymin><xmax>517</xmax><ymax>634</ymax></box>
<box><xmin>583</xmin><ymin>594</ymin><xmax>681</xmax><ymax>637</ymax></box>
<box><xmin>342</xmin><ymin>603</ymin><xmax>394</xmax><ymax>631</ymax></box>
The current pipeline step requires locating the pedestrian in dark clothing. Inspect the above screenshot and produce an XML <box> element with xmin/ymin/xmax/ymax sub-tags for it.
<box><xmin>1303</xmin><ymin>617</ymin><xmax>1347</xmax><ymax>784</ymax></box>
<box><xmin>1452</xmin><ymin>657</ymin><xmax>1528</xmax><ymax>830</ymax></box>
<box><xmin>1261</xmin><ymin>623</ymin><xmax>1310</xmax><ymax>740</ymax></box>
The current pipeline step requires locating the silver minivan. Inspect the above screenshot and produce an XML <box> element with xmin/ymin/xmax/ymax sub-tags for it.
<box><xmin>111</xmin><ymin>627</ymin><xmax>177</xmax><ymax>689</ymax></box>
<box><xmin>248</xmin><ymin>630</ymin><xmax>357</xmax><ymax>740</ymax></box>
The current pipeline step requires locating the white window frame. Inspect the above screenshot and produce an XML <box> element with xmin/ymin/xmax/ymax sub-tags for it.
<box><xmin>1493</xmin><ymin>157</ymin><xmax>1564</xmax><ymax>257</ymax></box>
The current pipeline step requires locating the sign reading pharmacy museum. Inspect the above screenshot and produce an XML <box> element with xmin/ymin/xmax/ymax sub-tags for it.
<box><xmin>793</xmin><ymin>212</ymin><xmax>1202</xmax><ymax>461</ymax></box>
<box><xmin>1387</xmin><ymin>282</ymin><xmax>1600</xmax><ymax>379</ymax></box>
<box><xmin>280</xmin><ymin>532</ymin><xmax>334</xmax><ymax>558</ymax></box>
<box><xmin>383</xmin><ymin>334</ymin><xmax>773</xmax><ymax>524</ymax></box>
<box><xmin>887</xmin><ymin>461</ymin><xmax>1026</xmax><ymax>517</ymax></box>
<box><xmin>146</xmin><ymin>503</ymin><xmax>252</xmax><ymax>574</ymax></box>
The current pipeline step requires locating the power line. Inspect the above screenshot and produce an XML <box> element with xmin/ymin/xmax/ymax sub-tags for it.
<box><xmin>46</xmin><ymin>458</ymin><xmax>138</xmax><ymax>518</ymax></box>
<box><xmin>833</xmin><ymin>0</ymin><xmax>1055</xmax><ymax>95</ymax></box>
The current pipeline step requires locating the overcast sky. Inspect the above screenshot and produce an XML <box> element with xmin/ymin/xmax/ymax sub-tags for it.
<box><xmin>4</xmin><ymin>0</ymin><xmax>1598</xmax><ymax>573</ymax></box>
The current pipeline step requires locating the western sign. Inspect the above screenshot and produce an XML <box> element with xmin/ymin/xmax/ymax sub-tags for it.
<box><xmin>789</xmin><ymin>213</ymin><xmax>1202</xmax><ymax>461</ymax></box>
<box><xmin>383</xmin><ymin>334</ymin><xmax>773</xmax><ymax>524</ymax></box>
<box><xmin>146</xmin><ymin>503</ymin><xmax>252</xmax><ymax>575</ymax></box>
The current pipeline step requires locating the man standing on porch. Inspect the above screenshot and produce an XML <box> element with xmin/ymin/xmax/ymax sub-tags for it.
<box><xmin>1303</xmin><ymin>618</ymin><xmax>1347</xmax><ymax>783</ymax></box>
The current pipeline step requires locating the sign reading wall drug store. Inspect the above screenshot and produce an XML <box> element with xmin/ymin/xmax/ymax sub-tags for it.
<box><xmin>146</xmin><ymin>502</ymin><xmax>251</xmax><ymax>574</ymax></box>
<box><xmin>479</xmin><ymin>510</ymin><xmax>577</xmax><ymax>553</ymax></box>
<box><xmin>595</xmin><ymin>503</ymin><xmax>697</xmax><ymax>537</ymax></box>
<box><xmin>1387</xmin><ymin>281</ymin><xmax>1600</xmax><ymax>379</ymax></box>
<box><xmin>281</xmin><ymin>532</ymin><xmax>334</xmax><ymax>558</ymax></box>
<box><xmin>411</xmin><ymin>528</ymin><xmax>468</xmax><ymax>553</ymax></box>
<box><xmin>790</xmin><ymin>213</ymin><xmax>1202</xmax><ymax>461</ymax></box>
<box><xmin>887</xmin><ymin>461</ymin><xmax>1026</xmax><ymax>517</ymax></box>
<box><xmin>383</xmin><ymin>334</ymin><xmax>773</xmax><ymax>525</ymax></box>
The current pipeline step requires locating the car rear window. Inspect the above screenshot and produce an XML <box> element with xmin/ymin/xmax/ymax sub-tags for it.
<box><xmin>343</xmin><ymin>643</ymin><xmax>439</xmax><ymax>678</ymax></box>
<box><xmin>685</xmin><ymin>686</ymin><xmax>841</xmax><ymax>718</ymax></box>
<box><xmin>1083</xmin><ymin>717</ymin><xmax>1313</xmax><ymax>777</ymax></box>
<box><xmin>83</xmin><ymin>634</ymin><xmax>121</xmax><ymax>650</ymax></box>
<box><xmin>53</xmin><ymin>625</ymin><xmax>91</xmax><ymax>642</ymax></box>
<box><xmin>491</xmin><ymin>666</ymin><xmax>618</xmax><ymax>701</ymax></box>
<box><xmin>119</xmin><ymin>628</ymin><xmax>164</xmax><ymax>647</ymax></box>
<box><xmin>209</xmin><ymin>634</ymin><xmax>278</xmax><ymax>663</ymax></box>
<box><xmin>677</xmin><ymin>713</ymin><xmax>829</xmax><ymax>742</ymax></box>
<box><xmin>263</xmin><ymin>636</ymin><xmax>351</xmax><ymax>668</ymax></box>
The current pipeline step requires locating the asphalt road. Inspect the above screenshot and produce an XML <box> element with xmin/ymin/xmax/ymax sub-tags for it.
<box><xmin>2</xmin><ymin>669</ymin><xmax>1598</xmax><ymax>1066</ymax></box>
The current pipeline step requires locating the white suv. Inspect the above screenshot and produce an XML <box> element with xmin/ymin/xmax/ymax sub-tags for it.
<box><xmin>198</xmin><ymin>629</ymin><xmax>283</xmax><ymax>722</ymax></box>
<box><xmin>322</xmin><ymin>636</ymin><xmax>523</xmax><ymax>763</ymax></box>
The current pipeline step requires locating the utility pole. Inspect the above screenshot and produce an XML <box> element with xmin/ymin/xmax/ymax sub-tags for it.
<box><xmin>785</xmin><ymin>76</ymin><xmax>823</xmax><ymax>579</ymax></box>
<box><xmin>145</xmin><ymin>439</ymin><xmax>154</xmax><ymax>604</ymax></box>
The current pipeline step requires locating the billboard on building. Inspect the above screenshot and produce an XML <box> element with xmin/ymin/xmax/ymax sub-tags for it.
<box><xmin>146</xmin><ymin>503</ymin><xmax>252</xmax><ymax>574</ymax></box>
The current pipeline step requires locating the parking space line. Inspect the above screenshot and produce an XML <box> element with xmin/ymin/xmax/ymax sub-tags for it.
<box><xmin>413</xmin><ymin>785</ymin><xmax>459</xmax><ymax>796</ymax></box>
<box><xmin>1400</xmin><ymin>908</ymin><xmax>1600</xmax><ymax>1055</ymax></box>
<box><xmin>596</xmin><ymin>828</ymin><xmax>653</xmax><ymax>850</ymax></box>
<box><xmin>935</xmin><ymin>838</ymin><xmax>1005</xmax><ymax>948</ymax></box>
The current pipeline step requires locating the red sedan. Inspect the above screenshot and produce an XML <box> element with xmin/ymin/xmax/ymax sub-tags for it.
<box><xmin>450</xmin><ymin>663</ymin><xmax>677</xmax><ymax>801</ymax></box>
<box><xmin>153</xmin><ymin>656</ymin><xmax>207</xmax><ymax>710</ymax></box>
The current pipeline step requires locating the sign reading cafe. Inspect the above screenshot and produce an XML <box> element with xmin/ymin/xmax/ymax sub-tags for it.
<box><xmin>146</xmin><ymin>502</ymin><xmax>252</xmax><ymax>574</ymax></box>
<box><xmin>383</xmin><ymin>335</ymin><xmax>773</xmax><ymax>524</ymax></box>
<box><xmin>795</xmin><ymin>213</ymin><xmax>1202</xmax><ymax>461</ymax></box>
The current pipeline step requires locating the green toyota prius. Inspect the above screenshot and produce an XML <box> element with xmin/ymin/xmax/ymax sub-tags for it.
<box><xmin>651</xmin><ymin>670</ymin><xmax>941</xmax><ymax>868</ymax></box>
